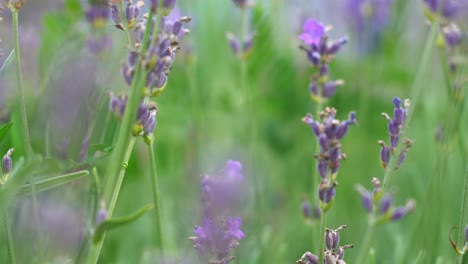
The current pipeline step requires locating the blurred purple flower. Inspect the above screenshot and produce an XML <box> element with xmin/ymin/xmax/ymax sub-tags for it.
<box><xmin>191</xmin><ymin>160</ymin><xmax>245</xmax><ymax>263</ymax></box>
<box><xmin>85</xmin><ymin>5</ymin><xmax>110</xmax><ymax>28</ymax></box>
<box><xmin>298</xmin><ymin>18</ymin><xmax>325</xmax><ymax>46</ymax></box>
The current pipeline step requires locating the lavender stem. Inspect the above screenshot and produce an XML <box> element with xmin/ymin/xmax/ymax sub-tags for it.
<box><xmin>146</xmin><ymin>140</ymin><xmax>164</xmax><ymax>252</ymax></box>
<box><xmin>3</xmin><ymin>208</ymin><xmax>16</xmax><ymax>264</ymax></box>
<box><xmin>456</xmin><ymin>162</ymin><xmax>468</xmax><ymax>264</ymax></box>
<box><xmin>12</xmin><ymin>6</ymin><xmax>40</xmax><ymax>248</ymax></box>
<box><xmin>381</xmin><ymin>22</ymin><xmax>438</xmax><ymax>192</ymax></box>
<box><xmin>355</xmin><ymin>223</ymin><xmax>376</xmax><ymax>263</ymax></box>
<box><xmin>88</xmin><ymin>136</ymin><xmax>136</xmax><ymax>264</ymax></box>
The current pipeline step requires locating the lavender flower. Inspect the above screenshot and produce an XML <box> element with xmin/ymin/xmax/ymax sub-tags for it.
<box><xmin>123</xmin><ymin>13</ymin><xmax>190</xmax><ymax>97</ymax></box>
<box><xmin>346</xmin><ymin>0</ymin><xmax>394</xmax><ymax>53</ymax></box>
<box><xmin>303</xmin><ymin>108</ymin><xmax>356</xmax><ymax>205</ymax></box>
<box><xmin>190</xmin><ymin>160</ymin><xmax>245</xmax><ymax>264</ymax></box>
<box><xmin>226</xmin><ymin>32</ymin><xmax>256</xmax><ymax>58</ymax></box>
<box><xmin>356</xmin><ymin>178</ymin><xmax>416</xmax><ymax>223</ymax></box>
<box><xmin>299</xmin><ymin>18</ymin><xmax>348</xmax><ymax>101</ymax></box>
<box><xmin>442</xmin><ymin>23</ymin><xmax>463</xmax><ymax>48</ymax></box>
<box><xmin>85</xmin><ymin>5</ymin><xmax>110</xmax><ymax>28</ymax></box>
<box><xmin>423</xmin><ymin>0</ymin><xmax>466</xmax><ymax>20</ymax></box>
<box><xmin>379</xmin><ymin>97</ymin><xmax>412</xmax><ymax>170</ymax></box>
<box><xmin>297</xmin><ymin>225</ymin><xmax>353</xmax><ymax>264</ymax></box>
<box><xmin>110</xmin><ymin>1</ymin><xmax>141</xmax><ymax>30</ymax></box>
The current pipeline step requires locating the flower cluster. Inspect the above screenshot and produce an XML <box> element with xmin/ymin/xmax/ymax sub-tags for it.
<box><xmin>297</xmin><ymin>225</ymin><xmax>353</xmax><ymax>264</ymax></box>
<box><xmin>356</xmin><ymin>177</ymin><xmax>416</xmax><ymax>223</ymax></box>
<box><xmin>109</xmin><ymin>93</ymin><xmax>157</xmax><ymax>136</ymax></box>
<box><xmin>299</xmin><ymin>18</ymin><xmax>348</xmax><ymax>101</ymax></box>
<box><xmin>378</xmin><ymin>97</ymin><xmax>411</xmax><ymax>170</ymax></box>
<box><xmin>423</xmin><ymin>0</ymin><xmax>466</xmax><ymax>21</ymax></box>
<box><xmin>121</xmin><ymin>12</ymin><xmax>190</xmax><ymax>97</ymax></box>
<box><xmin>110</xmin><ymin>1</ymin><xmax>142</xmax><ymax>30</ymax></box>
<box><xmin>302</xmin><ymin>108</ymin><xmax>356</xmax><ymax>206</ymax></box>
<box><xmin>190</xmin><ymin>160</ymin><xmax>245</xmax><ymax>264</ymax></box>
<box><xmin>85</xmin><ymin>3</ymin><xmax>112</xmax><ymax>54</ymax></box>
<box><xmin>226</xmin><ymin>0</ymin><xmax>256</xmax><ymax>59</ymax></box>
<box><xmin>346</xmin><ymin>0</ymin><xmax>394</xmax><ymax>52</ymax></box>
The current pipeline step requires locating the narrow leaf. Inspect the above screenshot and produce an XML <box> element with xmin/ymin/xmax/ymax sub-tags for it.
<box><xmin>93</xmin><ymin>204</ymin><xmax>153</xmax><ymax>244</ymax></box>
<box><xmin>17</xmin><ymin>170</ymin><xmax>89</xmax><ymax>196</ymax></box>
<box><xmin>0</xmin><ymin>122</ymin><xmax>13</xmax><ymax>143</ymax></box>
<box><xmin>0</xmin><ymin>49</ymin><xmax>14</xmax><ymax>79</ymax></box>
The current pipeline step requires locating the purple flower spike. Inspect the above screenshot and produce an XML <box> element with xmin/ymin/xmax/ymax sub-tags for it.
<box><xmin>299</xmin><ymin>18</ymin><xmax>325</xmax><ymax>46</ymax></box>
<box><xmin>191</xmin><ymin>160</ymin><xmax>245</xmax><ymax>263</ymax></box>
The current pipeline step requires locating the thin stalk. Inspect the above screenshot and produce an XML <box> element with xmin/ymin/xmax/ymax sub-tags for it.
<box><xmin>146</xmin><ymin>140</ymin><xmax>164</xmax><ymax>251</ymax></box>
<box><xmin>118</xmin><ymin>0</ymin><xmax>132</xmax><ymax>46</ymax></box>
<box><xmin>239</xmin><ymin>8</ymin><xmax>261</xmax><ymax>211</ymax></box>
<box><xmin>456</xmin><ymin>163</ymin><xmax>468</xmax><ymax>264</ymax></box>
<box><xmin>103</xmin><ymin>9</ymin><xmax>155</xmax><ymax>201</ymax></box>
<box><xmin>87</xmin><ymin>137</ymin><xmax>136</xmax><ymax>264</ymax></box>
<box><xmin>12</xmin><ymin>7</ymin><xmax>40</xmax><ymax>245</ymax></box>
<box><xmin>317</xmin><ymin>208</ymin><xmax>328</xmax><ymax>264</ymax></box>
<box><xmin>12</xmin><ymin>10</ymin><xmax>32</xmax><ymax>161</ymax></box>
<box><xmin>355</xmin><ymin>223</ymin><xmax>376</xmax><ymax>263</ymax></box>
<box><xmin>3</xmin><ymin>208</ymin><xmax>16</xmax><ymax>264</ymax></box>
<box><xmin>381</xmin><ymin>22</ymin><xmax>438</xmax><ymax>192</ymax></box>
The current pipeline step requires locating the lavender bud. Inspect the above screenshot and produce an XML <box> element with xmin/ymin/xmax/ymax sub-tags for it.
<box><xmin>96</xmin><ymin>201</ymin><xmax>108</xmax><ymax>224</ymax></box>
<box><xmin>390</xmin><ymin>135</ymin><xmax>399</xmax><ymax>149</ymax></box>
<box><xmin>322</xmin><ymin>81</ymin><xmax>338</xmax><ymax>98</ymax></box>
<box><xmin>302</xmin><ymin>200</ymin><xmax>311</xmax><ymax>219</ymax></box>
<box><xmin>379</xmin><ymin>193</ymin><xmax>393</xmax><ymax>214</ymax></box>
<box><xmin>110</xmin><ymin>5</ymin><xmax>121</xmax><ymax>25</ymax></box>
<box><xmin>325</xmin><ymin>228</ymin><xmax>340</xmax><ymax>251</ymax></box>
<box><xmin>379</xmin><ymin>142</ymin><xmax>390</xmax><ymax>168</ymax></box>
<box><xmin>2</xmin><ymin>148</ymin><xmax>14</xmax><ymax>175</ymax></box>
<box><xmin>443</xmin><ymin>23</ymin><xmax>463</xmax><ymax>49</ymax></box>
<box><xmin>388</xmin><ymin>119</ymin><xmax>400</xmax><ymax>135</ymax></box>
<box><xmin>309</xmin><ymin>83</ymin><xmax>319</xmax><ymax>97</ymax></box>
<box><xmin>297</xmin><ymin>252</ymin><xmax>318</xmax><ymax>264</ymax></box>
<box><xmin>226</xmin><ymin>32</ymin><xmax>240</xmax><ymax>56</ymax></box>
<box><xmin>318</xmin><ymin>134</ymin><xmax>329</xmax><ymax>151</ymax></box>
<box><xmin>326</xmin><ymin>37</ymin><xmax>348</xmax><ymax>54</ymax></box>
<box><xmin>391</xmin><ymin>199</ymin><xmax>416</xmax><ymax>221</ymax></box>
<box><xmin>126</xmin><ymin>3</ymin><xmax>140</xmax><ymax>26</ymax></box>
<box><xmin>243</xmin><ymin>32</ymin><xmax>256</xmax><ymax>54</ymax></box>
<box><xmin>318</xmin><ymin>160</ymin><xmax>328</xmax><ymax>179</ymax></box>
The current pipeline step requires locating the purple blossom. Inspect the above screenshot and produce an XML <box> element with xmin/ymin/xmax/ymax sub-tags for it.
<box><xmin>191</xmin><ymin>160</ymin><xmax>245</xmax><ymax>263</ymax></box>
<box><xmin>299</xmin><ymin>18</ymin><xmax>325</xmax><ymax>46</ymax></box>
<box><xmin>85</xmin><ymin>5</ymin><xmax>110</xmax><ymax>27</ymax></box>
<box><xmin>2</xmin><ymin>148</ymin><xmax>14</xmax><ymax>175</ymax></box>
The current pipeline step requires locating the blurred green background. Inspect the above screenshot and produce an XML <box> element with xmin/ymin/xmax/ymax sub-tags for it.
<box><xmin>0</xmin><ymin>0</ymin><xmax>467</xmax><ymax>263</ymax></box>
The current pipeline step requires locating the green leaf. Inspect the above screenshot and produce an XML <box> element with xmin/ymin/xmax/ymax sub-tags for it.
<box><xmin>89</xmin><ymin>144</ymin><xmax>113</xmax><ymax>156</ymax></box>
<box><xmin>0</xmin><ymin>122</ymin><xmax>13</xmax><ymax>143</ymax></box>
<box><xmin>93</xmin><ymin>204</ymin><xmax>154</xmax><ymax>244</ymax></box>
<box><xmin>0</xmin><ymin>49</ymin><xmax>14</xmax><ymax>79</ymax></box>
<box><xmin>16</xmin><ymin>170</ymin><xmax>89</xmax><ymax>197</ymax></box>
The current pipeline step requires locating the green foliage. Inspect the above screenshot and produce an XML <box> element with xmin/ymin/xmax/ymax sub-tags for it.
<box><xmin>93</xmin><ymin>204</ymin><xmax>154</xmax><ymax>244</ymax></box>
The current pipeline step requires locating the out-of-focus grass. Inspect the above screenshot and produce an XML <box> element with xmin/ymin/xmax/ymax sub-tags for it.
<box><xmin>0</xmin><ymin>0</ymin><xmax>467</xmax><ymax>263</ymax></box>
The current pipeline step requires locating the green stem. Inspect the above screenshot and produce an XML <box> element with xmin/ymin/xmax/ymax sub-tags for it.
<box><xmin>381</xmin><ymin>22</ymin><xmax>438</xmax><ymax>192</ymax></box>
<box><xmin>12</xmin><ymin>10</ymin><xmax>32</xmax><ymax>161</ymax></box>
<box><xmin>317</xmin><ymin>209</ymin><xmax>328</xmax><ymax>264</ymax></box>
<box><xmin>355</xmin><ymin>223</ymin><xmax>376</xmax><ymax>263</ymax></box>
<box><xmin>239</xmin><ymin>8</ymin><xmax>261</xmax><ymax>212</ymax></box>
<box><xmin>12</xmin><ymin>7</ymin><xmax>41</xmax><ymax>246</ymax></box>
<box><xmin>146</xmin><ymin>140</ymin><xmax>164</xmax><ymax>251</ymax></box>
<box><xmin>456</xmin><ymin>163</ymin><xmax>468</xmax><ymax>264</ymax></box>
<box><xmin>3</xmin><ymin>207</ymin><xmax>16</xmax><ymax>264</ymax></box>
<box><xmin>118</xmin><ymin>0</ymin><xmax>132</xmax><ymax>47</ymax></box>
<box><xmin>88</xmin><ymin>137</ymin><xmax>136</xmax><ymax>264</ymax></box>
<box><xmin>103</xmin><ymin>9</ymin><xmax>155</xmax><ymax>202</ymax></box>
